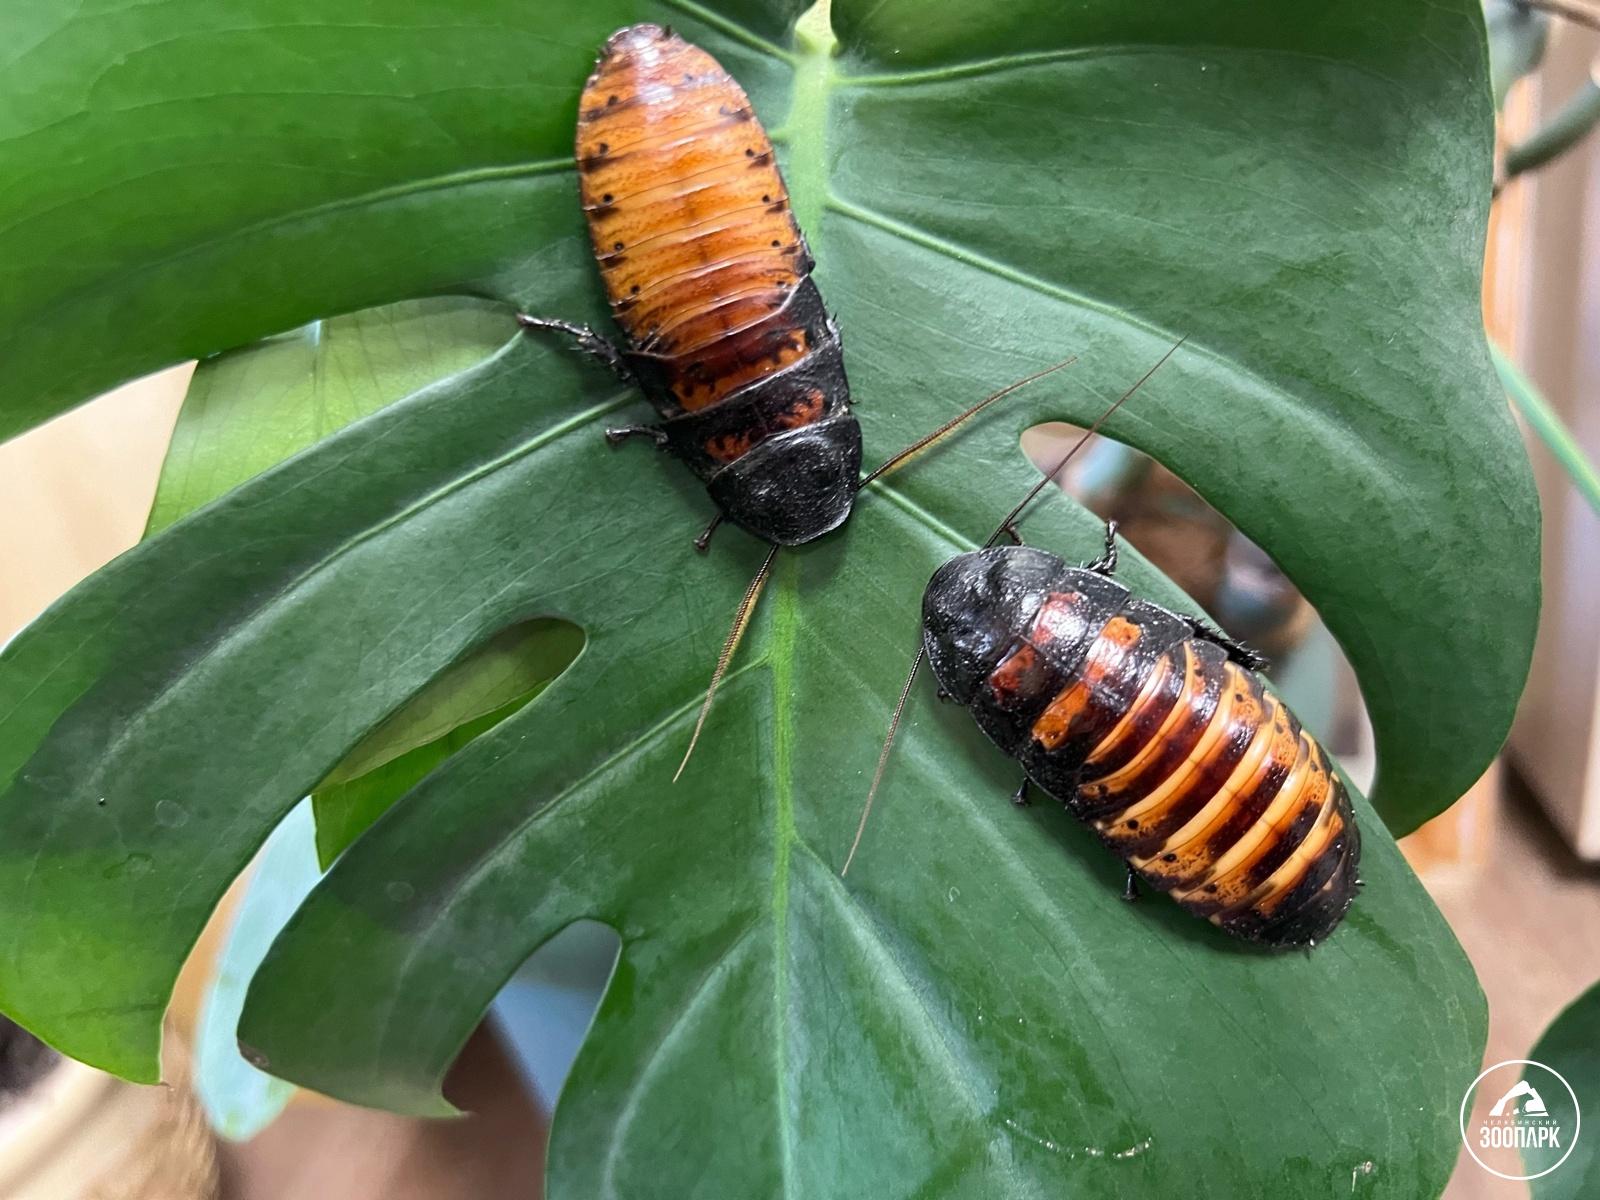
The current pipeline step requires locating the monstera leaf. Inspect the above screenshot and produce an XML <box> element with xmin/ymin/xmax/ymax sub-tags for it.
<box><xmin>0</xmin><ymin>0</ymin><xmax>1531</xmax><ymax>1195</ymax></box>
<box><xmin>1526</xmin><ymin>978</ymin><xmax>1600</xmax><ymax>1197</ymax></box>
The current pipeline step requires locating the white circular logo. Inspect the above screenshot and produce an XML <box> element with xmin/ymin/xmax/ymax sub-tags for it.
<box><xmin>1459</xmin><ymin>1058</ymin><xmax>1581</xmax><ymax>1181</ymax></box>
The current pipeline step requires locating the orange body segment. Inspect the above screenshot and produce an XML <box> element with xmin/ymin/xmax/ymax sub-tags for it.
<box><xmin>576</xmin><ymin>26</ymin><xmax>814</xmax><ymax>413</ymax></box>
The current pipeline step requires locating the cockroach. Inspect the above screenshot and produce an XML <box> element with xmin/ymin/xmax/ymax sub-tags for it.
<box><xmin>521</xmin><ymin>23</ymin><xmax>1075</xmax><ymax>775</ymax></box>
<box><xmin>518</xmin><ymin>22</ymin><xmax>869</xmax><ymax>550</ymax></box>
<box><xmin>842</xmin><ymin>341</ymin><xmax>1362</xmax><ymax>949</ymax></box>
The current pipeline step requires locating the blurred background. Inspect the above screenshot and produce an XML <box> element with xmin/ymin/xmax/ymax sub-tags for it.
<box><xmin>1</xmin><ymin>7</ymin><xmax>1598</xmax><ymax>1199</ymax></box>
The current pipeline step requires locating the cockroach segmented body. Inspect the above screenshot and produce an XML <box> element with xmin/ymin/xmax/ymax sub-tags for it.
<box><xmin>922</xmin><ymin>544</ymin><xmax>1361</xmax><ymax>948</ymax></box>
<box><xmin>524</xmin><ymin>23</ymin><xmax>857</xmax><ymax>547</ymax></box>
<box><xmin>842</xmin><ymin>340</ymin><xmax>1361</xmax><ymax>949</ymax></box>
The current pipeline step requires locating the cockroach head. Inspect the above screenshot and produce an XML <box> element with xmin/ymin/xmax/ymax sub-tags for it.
<box><xmin>706</xmin><ymin>416</ymin><xmax>863</xmax><ymax>546</ymax></box>
<box><xmin>922</xmin><ymin>546</ymin><xmax>1064</xmax><ymax>704</ymax></box>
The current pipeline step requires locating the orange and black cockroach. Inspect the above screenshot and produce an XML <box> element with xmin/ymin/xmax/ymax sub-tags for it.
<box><xmin>521</xmin><ymin>23</ymin><xmax>1075</xmax><ymax>775</ymax></box>
<box><xmin>842</xmin><ymin>341</ymin><xmax>1362</xmax><ymax>949</ymax></box>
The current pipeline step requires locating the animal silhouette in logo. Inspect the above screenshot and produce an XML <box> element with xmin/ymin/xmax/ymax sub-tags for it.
<box><xmin>1489</xmin><ymin>1079</ymin><xmax>1548</xmax><ymax>1117</ymax></box>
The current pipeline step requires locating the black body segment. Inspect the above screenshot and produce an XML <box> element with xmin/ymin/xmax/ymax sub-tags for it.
<box><xmin>922</xmin><ymin>547</ymin><xmax>1361</xmax><ymax>947</ymax></box>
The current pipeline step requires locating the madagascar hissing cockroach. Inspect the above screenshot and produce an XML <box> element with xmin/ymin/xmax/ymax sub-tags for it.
<box><xmin>842</xmin><ymin>341</ymin><xmax>1362</xmax><ymax>949</ymax></box>
<box><xmin>522</xmin><ymin>23</ymin><xmax>1076</xmax><ymax>776</ymax></box>
<box><xmin>519</xmin><ymin>21</ymin><xmax>860</xmax><ymax>550</ymax></box>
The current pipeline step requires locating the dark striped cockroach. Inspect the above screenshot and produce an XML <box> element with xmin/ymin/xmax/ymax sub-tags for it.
<box><xmin>522</xmin><ymin>23</ymin><xmax>1075</xmax><ymax>775</ymax></box>
<box><xmin>842</xmin><ymin>342</ymin><xmax>1362</xmax><ymax>949</ymax></box>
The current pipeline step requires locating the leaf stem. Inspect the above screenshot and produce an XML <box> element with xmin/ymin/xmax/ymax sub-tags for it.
<box><xmin>1516</xmin><ymin>0</ymin><xmax>1600</xmax><ymax>35</ymax></box>
<box><xmin>1490</xmin><ymin>340</ymin><xmax>1600</xmax><ymax>517</ymax></box>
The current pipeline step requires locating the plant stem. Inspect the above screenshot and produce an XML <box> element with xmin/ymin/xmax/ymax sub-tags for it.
<box><xmin>1502</xmin><ymin>63</ymin><xmax>1600</xmax><ymax>182</ymax></box>
<box><xmin>1490</xmin><ymin>340</ymin><xmax>1600</xmax><ymax>517</ymax></box>
<box><xmin>1518</xmin><ymin>0</ymin><xmax>1600</xmax><ymax>35</ymax></box>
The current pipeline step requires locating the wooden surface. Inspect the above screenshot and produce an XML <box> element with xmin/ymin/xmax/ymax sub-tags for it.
<box><xmin>0</xmin><ymin>368</ymin><xmax>187</xmax><ymax>641</ymax></box>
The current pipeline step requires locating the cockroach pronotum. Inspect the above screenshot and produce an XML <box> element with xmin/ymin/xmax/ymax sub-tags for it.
<box><xmin>842</xmin><ymin>341</ymin><xmax>1362</xmax><ymax>949</ymax></box>
<box><xmin>521</xmin><ymin>23</ymin><xmax>1076</xmax><ymax>775</ymax></box>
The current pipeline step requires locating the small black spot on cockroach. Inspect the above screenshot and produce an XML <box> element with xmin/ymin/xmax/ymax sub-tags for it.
<box><xmin>1126</xmin><ymin>818</ymin><xmax>1139</xmax><ymax>830</ymax></box>
<box><xmin>1162</xmin><ymin>852</ymin><xmax>1178</xmax><ymax>862</ymax></box>
<box><xmin>598</xmin><ymin>142</ymin><xmax>609</xmax><ymax>154</ymax></box>
<box><xmin>630</xmin><ymin>284</ymin><xmax>641</xmax><ymax>294</ymax></box>
<box><xmin>603</xmin><ymin>193</ymin><xmax>614</xmax><ymax>203</ymax></box>
<box><xmin>1204</xmin><ymin>883</ymin><xmax>1219</xmax><ymax>893</ymax></box>
<box><xmin>745</xmin><ymin>147</ymin><xmax>756</xmax><ymax>157</ymax></box>
<box><xmin>771</xmin><ymin>239</ymin><xmax>781</xmax><ymax>247</ymax></box>
<box><xmin>607</xmin><ymin>94</ymin><xmax>619</xmax><ymax>106</ymax></box>
<box><xmin>613</xmin><ymin>241</ymin><xmax>624</xmax><ymax>251</ymax></box>
<box><xmin>761</xmin><ymin>194</ymin><xmax>771</xmax><ymax>203</ymax></box>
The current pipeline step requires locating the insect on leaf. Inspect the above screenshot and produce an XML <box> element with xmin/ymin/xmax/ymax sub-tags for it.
<box><xmin>0</xmin><ymin>1</ymin><xmax>1528</xmax><ymax>1196</ymax></box>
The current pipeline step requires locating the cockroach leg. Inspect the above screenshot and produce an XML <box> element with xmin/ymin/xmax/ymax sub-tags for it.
<box><xmin>1122</xmin><ymin>865</ymin><xmax>1140</xmax><ymax>903</ymax></box>
<box><xmin>693</xmin><ymin>513</ymin><xmax>723</xmax><ymax>553</ymax></box>
<box><xmin>1011</xmin><ymin>778</ymin><xmax>1032</xmax><ymax>807</ymax></box>
<box><xmin>1182</xmin><ymin>615</ymin><xmax>1269</xmax><ymax>672</ymax></box>
<box><xmin>1083</xmin><ymin>519</ymin><xmax>1119</xmax><ymax>576</ymax></box>
<box><xmin>1000</xmin><ymin>522</ymin><xmax>1024</xmax><ymax>546</ymax></box>
<box><xmin>605</xmin><ymin>424</ymin><xmax>670</xmax><ymax>449</ymax></box>
<box><xmin>516</xmin><ymin>314</ymin><xmax>636</xmax><ymax>384</ymax></box>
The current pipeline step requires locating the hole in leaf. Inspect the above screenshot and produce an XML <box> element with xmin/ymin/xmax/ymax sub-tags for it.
<box><xmin>311</xmin><ymin>617</ymin><xmax>585</xmax><ymax>867</ymax></box>
<box><xmin>489</xmin><ymin>919</ymin><xmax>620</xmax><ymax>1117</ymax></box>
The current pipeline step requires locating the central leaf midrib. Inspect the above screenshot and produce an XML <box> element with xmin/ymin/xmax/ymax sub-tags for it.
<box><xmin>763</xmin><ymin>10</ymin><xmax>835</xmax><ymax>1193</ymax></box>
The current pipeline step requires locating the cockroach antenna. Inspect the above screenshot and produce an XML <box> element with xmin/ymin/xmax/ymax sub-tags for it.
<box><xmin>673</xmin><ymin>542</ymin><xmax>780</xmax><ymax>783</ymax></box>
<box><xmin>857</xmin><ymin>353</ymin><xmax>1079</xmax><ymax>489</ymax></box>
<box><xmin>671</xmin><ymin>354</ymin><xmax>1078</xmax><ymax>781</ymax></box>
<box><xmin>839</xmin><ymin>335</ymin><xmax>1188</xmax><ymax>877</ymax></box>
<box><xmin>981</xmin><ymin>335</ymin><xmax>1187</xmax><ymax>550</ymax></box>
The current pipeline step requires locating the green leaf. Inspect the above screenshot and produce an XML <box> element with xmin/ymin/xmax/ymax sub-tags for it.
<box><xmin>146</xmin><ymin>298</ymin><xmax>516</xmax><ymax>536</ymax></box>
<box><xmin>313</xmin><ymin>690</ymin><xmax>541</xmax><ymax>869</ymax></box>
<box><xmin>0</xmin><ymin>0</ymin><xmax>1525</xmax><ymax>1195</ymax></box>
<box><xmin>147</xmin><ymin>297</ymin><xmax>583</xmax><ymax>861</ymax></box>
<box><xmin>313</xmin><ymin>618</ymin><xmax>584</xmax><ymax>790</ymax></box>
<box><xmin>1526</xmin><ymin>977</ymin><xmax>1600</xmax><ymax>1197</ymax></box>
